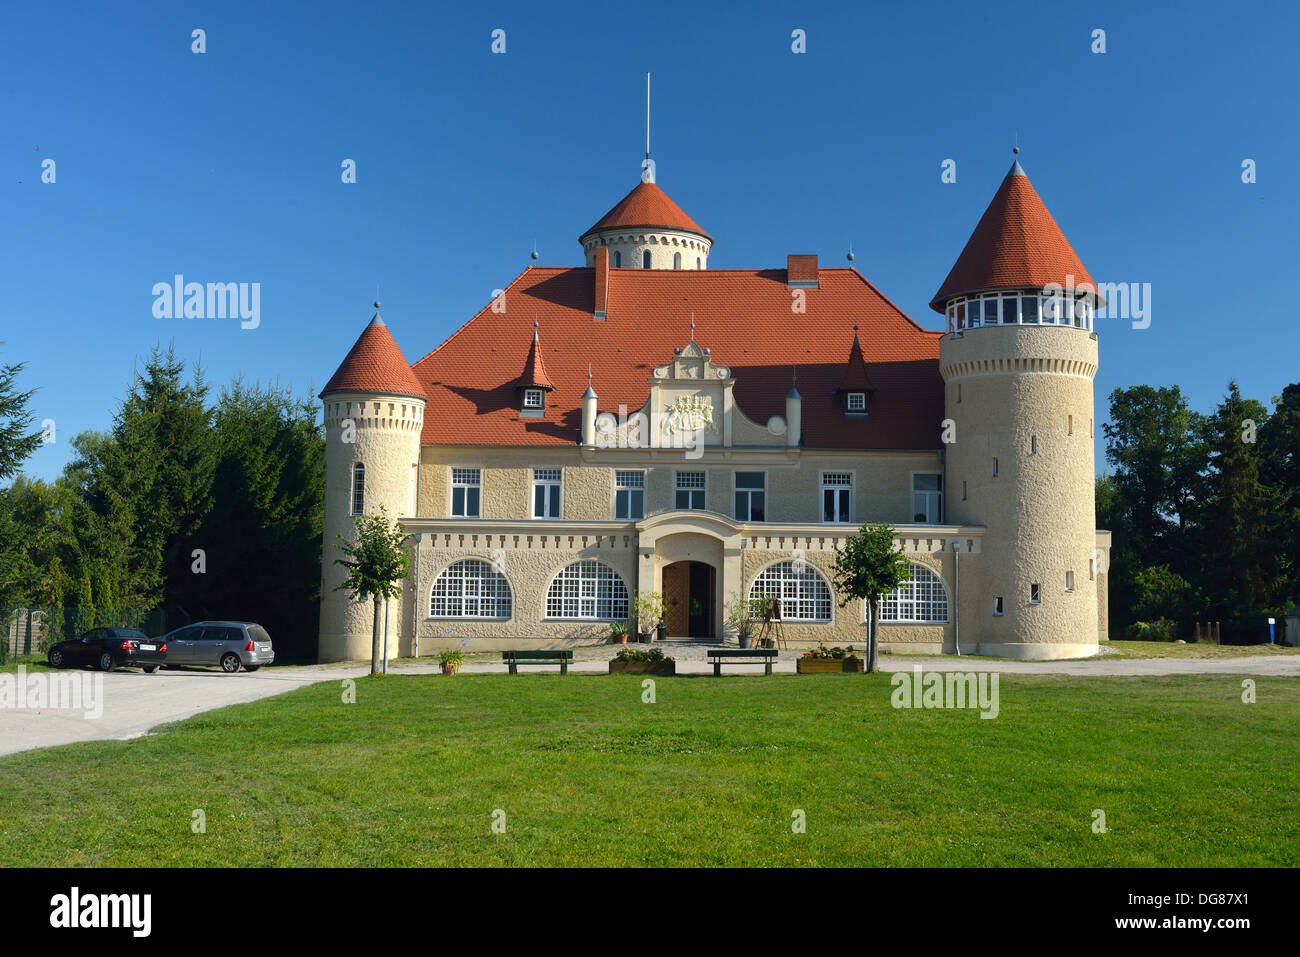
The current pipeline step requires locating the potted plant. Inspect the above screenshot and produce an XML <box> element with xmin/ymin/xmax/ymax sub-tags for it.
<box><xmin>725</xmin><ymin>592</ymin><xmax>770</xmax><ymax>649</ymax></box>
<box><xmin>632</xmin><ymin>592</ymin><xmax>665</xmax><ymax>644</ymax></box>
<box><xmin>439</xmin><ymin>649</ymin><xmax>465</xmax><ymax>675</ymax></box>
<box><xmin>608</xmin><ymin>646</ymin><xmax>676</xmax><ymax>675</ymax></box>
<box><xmin>796</xmin><ymin>644</ymin><xmax>865</xmax><ymax>674</ymax></box>
<box><xmin>610</xmin><ymin>620</ymin><xmax>629</xmax><ymax>644</ymax></box>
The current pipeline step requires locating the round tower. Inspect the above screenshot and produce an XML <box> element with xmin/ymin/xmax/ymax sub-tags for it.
<box><xmin>318</xmin><ymin>304</ymin><xmax>427</xmax><ymax>663</ymax></box>
<box><xmin>934</xmin><ymin>160</ymin><xmax>1103</xmax><ymax>660</ymax></box>
<box><xmin>579</xmin><ymin>179</ymin><xmax>712</xmax><ymax>270</ymax></box>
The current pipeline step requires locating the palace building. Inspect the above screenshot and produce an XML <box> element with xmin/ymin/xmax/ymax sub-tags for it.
<box><xmin>317</xmin><ymin>158</ymin><xmax>1111</xmax><ymax>662</ymax></box>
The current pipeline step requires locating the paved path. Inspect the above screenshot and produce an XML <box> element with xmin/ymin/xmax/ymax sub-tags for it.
<box><xmin>2</xmin><ymin>650</ymin><xmax>1296</xmax><ymax>758</ymax></box>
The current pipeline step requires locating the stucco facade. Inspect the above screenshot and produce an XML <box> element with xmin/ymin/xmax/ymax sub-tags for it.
<box><xmin>317</xmin><ymin>160</ymin><xmax>1112</xmax><ymax>663</ymax></box>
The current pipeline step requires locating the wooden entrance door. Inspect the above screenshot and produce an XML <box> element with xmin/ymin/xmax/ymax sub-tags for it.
<box><xmin>663</xmin><ymin>562</ymin><xmax>690</xmax><ymax>636</ymax></box>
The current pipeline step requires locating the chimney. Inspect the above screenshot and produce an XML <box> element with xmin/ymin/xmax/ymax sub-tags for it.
<box><xmin>787</xmin><ymin>254</ymin><xmax>819</xmax><ymax>289</ymax></box>
<box><xmin>593</xmin><ymin>247</ymin><xmax>609</xmax><ymax>320</ymax></box>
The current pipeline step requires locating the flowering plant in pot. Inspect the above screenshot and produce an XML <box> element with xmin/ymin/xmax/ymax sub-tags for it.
<box><xmin>609</xmin><ymin>620</ymin><xmax>629</xmax><ymax>644</ymax></box>
<box><xmin>439</xmin><ymin>649</ymin><xmax>465</xmax><ymax>675</ymax></box>
<box><xmin>632</xmin><ymin>592</ymin><xmax>665</xmax><ymax>643</ymax></box>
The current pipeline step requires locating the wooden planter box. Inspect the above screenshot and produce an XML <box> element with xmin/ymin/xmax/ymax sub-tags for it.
<box><xmin>797</xmin><ymin>657</ymin><xmax>864</xmax><ymax>674</ymax></box>
<box><xmin>609</xmin><ymin>659</ymin><xmax>676</xmax><ymax>676</ymax></box>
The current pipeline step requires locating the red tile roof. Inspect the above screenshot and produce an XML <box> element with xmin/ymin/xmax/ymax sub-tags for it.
<box><xmin>930</xmin><ymin>161</ymin><xmax>1094</xmax><ymax>312</ymax></box>
<box><xmin>836</xmin><ymin>330</ymin><xmax>878</xmax><ymax>392</ymax></box>
<box><xmin>321</xmin><ymin>314</ymin><xmax>427</xmax><ymax>399</ymax></box>
<box><xmin>514</xmin><ymin>325</ymin><xmax>556</xmax><ymax>391</ymax></box>
<box><xmin>581</xmin><ymin>181</ymin><xmax>711</xmax><ymax>241</ymax></box>
<box><xmin>410</xmin><ymin>267</ymin><xmax>942</xmax><ymax>449</ymax></box>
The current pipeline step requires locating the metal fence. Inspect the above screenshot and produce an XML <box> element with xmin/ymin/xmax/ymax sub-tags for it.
<box><xmin>1</xmin><ymin>607</ymin><xmax>170</xmax><ymax>659</ymax></box>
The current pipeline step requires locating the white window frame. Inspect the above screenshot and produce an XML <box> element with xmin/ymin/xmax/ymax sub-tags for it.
<box><xmin>545</xmin><ymin>560</ymin><xmax>631</xmax><ymax>620</ymax></box>
<box><xmin>523</xmin><ymin>389</ymin><xmax>544</xmax><ymax>410</ymax></box>
<box><xmin>675</xmin><ymin>470</ymin><xmax>706</xmax><ymax>511</ymax></box>
<box><xmin>846</xmin><ymin>392</ymin><xmax>866</xmax><ymax>412</ymax></box>
<box><xmin>451</xmin><ymin>467</ymin><xmax>481</xmax><ymax>518</ymax></box>
<box><xmin>532</xmin><ymin>468</ymin><xmax>561</xmax><ymax>519</ymax></box>
<box><xmin>748</xmin><ymin>561</ymin><xmax>833</xmax><ymax>622</ymax></box>
<box><xmin>821</xmin><ymin>472</ymin><xmax>853</xmax><ymax>524</ymax></box>
<box><xmin>1065</xmin><ymin>570</ymin><xmax>1075</xmax><ymax>593</ymax></box>
<box><xmin>911</xmin><ymin>473</ymin><xmax>943</xmax><ymax>524</ymax></box>
<box><xmin>877</xmin><ymin>562</ymin><xmax>949</xmax><ymax>623</ymax></box>
<box><xmin>614</xmin><ymin>470</ymin><xmax>645</xmax><ymax>520</ymax></box>
<box><xmin>1030</xmin><ymin>583</ymin><xmax>1042</xmax><ymax>604</ymax></box>
<box><xmin>428</xmin><ymin>559</ymin><xmax>512</xmax><ymax>619</ymax></box>
<box><xmin>733</xmin><ymin>470</ymin><xmax>766</xmax><ymax>522</ymax></box>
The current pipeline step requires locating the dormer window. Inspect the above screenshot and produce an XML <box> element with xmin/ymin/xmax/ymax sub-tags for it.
<box><xmin>523</xmin><ymin>389</ymin><xmax>544</xmax><ymax>410</ymax></box>
<box><xmin>846</xmin><ymin>392</ymin><xmax>866</xmax><ymax>412</ymax></box>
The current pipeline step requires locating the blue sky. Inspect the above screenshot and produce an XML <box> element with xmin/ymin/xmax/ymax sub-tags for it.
<box><xmin>5</xmin><ymin>0</ymin><xmax>1297</xmax><ymax>482</ymax></box>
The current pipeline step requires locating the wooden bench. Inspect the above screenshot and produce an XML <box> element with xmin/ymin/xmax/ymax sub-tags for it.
<box><xmin>708</xmin><ymin>648</ymin><xmax>778</xmax><ymax>676</ymax></box>
<box><xmin>502</xmin><ymin>650</ymin><xmax>573</xmax><ymax>675</ymax></box>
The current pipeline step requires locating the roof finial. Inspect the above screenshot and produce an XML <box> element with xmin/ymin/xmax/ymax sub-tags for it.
<box><xmin>847</xmin><ymin>240</ymin><xmax>855</xmax><ymax>263</ymax></box>
<box><xmin>588</xmin><ymin>362</ymin><xmax>593</xmax><ymax>384</ymax></box>
<box><xmin>530</xmin><ymin>238</ymin><xmax>539</xmax><ymax>261</ymax></box>
<box><xmin>690</xmin><ymin>312</ymin><xmax>695</xmax><ymax>337</ymax></box>
<box><xmin>646</xmin><ymin>72</ymin><xmax>651</xmax><ymax>161</ymax></box>
<box><xmin>533</xmin><ymin>317</ymin><xmax>540</xmax><ymax>341</ymax></box>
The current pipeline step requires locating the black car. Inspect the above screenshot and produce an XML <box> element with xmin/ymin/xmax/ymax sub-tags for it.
<box><xmin>46</xmin><ymin>627</ymin><xmax>167</xmax><ymax>673</ymax></box>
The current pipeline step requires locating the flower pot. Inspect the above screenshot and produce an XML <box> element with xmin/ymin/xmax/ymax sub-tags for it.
<box><xmin>609</xmin><ymin>659</ymin><xmax>676</xmax><ymax>675</ymax></box>
<box><xmin>656</xmin><ymin>623</ymin><xmax>666</xmax><ymax>641</ymax></box>
<box><xmin>738</xmin><ymin>633</ymin><xmax>753</xmax><ymax>649</ymax></box>
<box><xmin>797</xmin><ymin>658</ymin><xmax>864</xmax><ymax>674</ymax></box>
<box><xmin>638</xmin><ymin>632</ymin><xmax>651</xmax><ymax>644</ymax></box>
<box><xmin>441</xmin><ymin>662</ymin><xmax>462</xmax><ymax>676</ymax></box>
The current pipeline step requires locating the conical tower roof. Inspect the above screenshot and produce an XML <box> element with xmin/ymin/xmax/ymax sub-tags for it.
<box><xmin>835</xmin><ymin>327</ymin><xmax>878</xmax><ymax>392</ymax></box>
<box><xmin>320</xmin><ymin>307</ymin><xmax>426</xmax><ymax>399</ymax></box>
<box><xmin>514</xmin><ymin>322</ymin><xmax>556</xmax><ymax>391</ymax></box>
<box><xmin>580</xmin><ymin>181</ymin><xmax>711</xmax><ymax>242</ymax></box>
<box><xmin>929</xmin><ymin>161</ymin><xmax>1094</xmax><ymax>313</ymax></box>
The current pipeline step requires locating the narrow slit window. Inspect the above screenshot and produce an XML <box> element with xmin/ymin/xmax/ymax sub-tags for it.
<box><xmin>1030</xmin><ymin>583</ymin><xmax>1041</xmax><ymax>604</ymax></box>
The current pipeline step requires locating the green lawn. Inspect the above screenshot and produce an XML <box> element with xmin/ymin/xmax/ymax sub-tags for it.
<box><xmin>1102</xmin><ymin>639</ymin><xmax>1300</xmax><ymax>659</ymax></box>
<box><xmin>1</xmin><ymin>673</ymin><xmax>1296</xmax><ymax>866</ymax></box>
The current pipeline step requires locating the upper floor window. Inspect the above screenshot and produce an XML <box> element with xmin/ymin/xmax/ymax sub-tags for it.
<box><xmin>846</xmin><ymin>392</ymin><xmax>866</xmax><ymax>412</ymax></box>
<box><xmin>613</xmin><ymin>250</ymin><xmax>622</xmax><ymax>267</ymax></box>
<box><xmin>642</xmin><ymin>250</ymin><xmax>651</xmax><ymax>268</ymax></box>
<box><xmin>673</xmin><ymin>252</ymin><xmax>681</xmax><ymax>269</ymax></box>
<box><xmin>696</xmin><ymin>257</ymin><xmax>701</xmax><ymax>269</ymax></box>
<box><xmin>350</xmin><ymin>463</ymin><xmax>365</xmax><ymax>515</ymax></box>
<box><xmin>615</xmin><ymin>470</ymin><xmax>645</xmax><ymax>520</ymax></box>
<box><xmin>947</xmin><ymin>291</ymin><xmax>1093</xmax><ymax>333</ymax></box>
<box><xmin>822</xmin><ymin>472</ymin><xmax>852</xmax><ymax>523</ymax></box>
<box><xmin>533</xmin><ymin>468</ymin><xmax>561</xmax><ymax>518</ymax></box>
<box><xmin>451</xmin><ymin>468</ymin><xmax>481</xmax><ymax>518</ymax></box>
<box><xmin>912</xmin><ymin>474</ymin><xmax>942</xmax><ymax>523</ymax></box>
<box><xmin>734</xmin><ymin>472</ymin><xmax>765</xmax><ymax>522</ymax></box>
<box><xmin>676</xmin><ymin>471</ymin><xmax>705</xmax><ymax>510</ymax></box>
<box><xmin>523</xmin><ymin>389</ymin><xmax>544</xmax><ymax>410</ymax></box>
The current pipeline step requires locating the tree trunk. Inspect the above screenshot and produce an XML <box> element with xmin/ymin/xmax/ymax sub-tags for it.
<box><xmin>867</xmin><ymin>599</ymin><xmax>879</xmax><ymax>673</ymax></box>
<box><xmin>371</xmin><ymin>595</ymin><xmax>382</xmax><ymax>675</ymax></box>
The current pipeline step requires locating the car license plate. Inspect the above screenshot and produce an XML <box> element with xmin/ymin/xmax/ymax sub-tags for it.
<box><xmin>140</xmin><ymin>644</ymin><xmax>156</xmax><ymax>651</ymax></box>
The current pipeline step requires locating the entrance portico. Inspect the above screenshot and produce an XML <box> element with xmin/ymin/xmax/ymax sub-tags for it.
<box><xmin>636</xmin><ymin>511</ymin><xmax>740</xmax><ymax>640</ymax></box>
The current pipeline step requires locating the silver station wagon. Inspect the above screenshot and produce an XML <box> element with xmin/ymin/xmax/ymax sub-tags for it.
<box><xmin>158</xmin><ymin>621</ymin><xmax>275</xmax><ymax>673</ymax></box>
